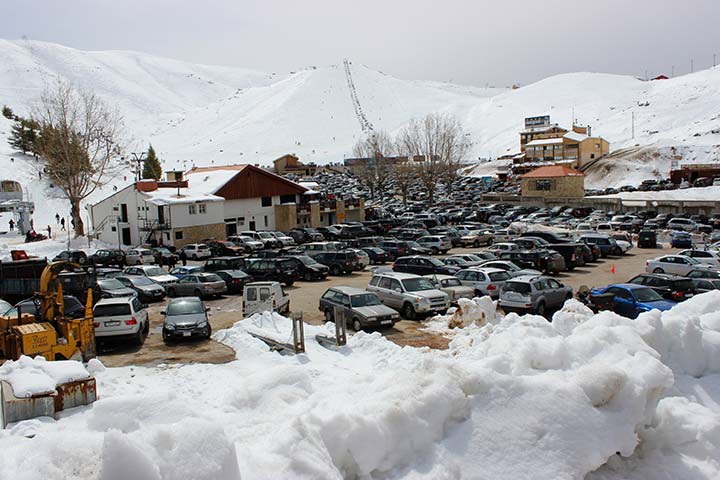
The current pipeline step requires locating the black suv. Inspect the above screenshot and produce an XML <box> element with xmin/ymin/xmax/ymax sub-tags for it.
<box><xmin>282</xmin><ymin>255</ymin><xmax>329</xmax><ymax>281</ymax></box>
<box><xmin>499</xmin><ymin>249</ymin><xmax>565</xmax><ymax>274</ymax></box>
<box><xmin>627</xmin><ymin>273</ymin><xmax>698</xmax><ymax>302</ymax></box>
<box><xmin>204</xmin><ymin>240</ymin><xmax>243</xmax><ymax>257</ymax></box>
<box><xmin>151</xmin><ymin>247</ymin><xmax>179</xmax><ymax>266</ymax></box>
<box><xmin>243</xmin><ymin>258</ymin><xmax>299</xmax><ymax>286</ymax></box>
<box><xmin>313</xmin><ymin>251</ymin><xmax>362</xmax><ymax>275</ymax></box>
<box><xmin>90</xmin><ymin>249</ymin><xmax>126</xmax><ymax>267</ymax></box>
<box><xmin>53</xmin><ymin>250</ymin><xmax>89</xmax><ymax>265</ymax></box>
<box><xmin>518</xmin><ymin>236</ymin><xmax>583</xmax><ymax>270</ymax></box>
<box><xmin>392</xmin><ymin>256</ymin><xmax>460</xmax><ymax>276</ymax></box>
<box><xmin>204</xmin><ymin>256</ymin><xmax>246</xmax><ymax>272</ymax></box>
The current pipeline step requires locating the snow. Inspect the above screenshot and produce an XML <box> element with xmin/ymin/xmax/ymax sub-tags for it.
<box><xmin>0</xmin><ymin>297</ymin><xmax>719</xmax><ymax>478</ymax></box>
<box><xmin>0</xmin><ymin>355</ymin><xmax>91</xmax><ymax>397</ymax></box>
<box><xmin>589</xmin><ymin>185</ymin><xmax>720</xmax><ymax>202</ymax></box>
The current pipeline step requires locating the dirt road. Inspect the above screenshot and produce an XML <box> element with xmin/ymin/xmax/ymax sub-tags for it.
<box><xmin>98</xmin><ymin>244</ymin><xmax>675</xmax><ymax>367</ymax></box>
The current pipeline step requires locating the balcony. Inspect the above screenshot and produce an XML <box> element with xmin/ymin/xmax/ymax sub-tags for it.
<box><xmin>139</xmin><ymin>219</ymin><xmax>171</xmax><ymax>231</ymax></box>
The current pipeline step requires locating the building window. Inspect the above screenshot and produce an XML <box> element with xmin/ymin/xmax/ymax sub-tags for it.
<box><xmin>175</xmin><ymin>231</ymin><xmax>184</xmax><ymax>240</ymax></box>
<box><xmin>238</xmin><ymin>216</ymin><xmax>245</xmax><ymax>225</ymax></box>
<box><xmin>111</xmin><ymin>226</ymin><xmax>116</xmax><ymax>232</ymax></box>
<box><xmin>595</xmin><ymin>143</ymin><xmax>600</xmax><ymax>148</ymax></box>
<box><xmin>261</xmin><ymin>197</ymin><xmax>272</xmax><ymax>207</ymax></box>
<box><xmin>535</xmin><ymin>179</ymin><xmax>554</xmax><ymax>191</ymax></box>
<box><xmin>188</xmin><ymin>205</ymin><xmax>196</xmax><ymax>215</ymax></box>
<box><xmin>590</xmin><ymin>154</ymin><xmax>595</xmax><ymax>159</ymax></box>
<box><xmin>198</xmin><ymin>203</ymin><xmax>206</xmax><ymax>214</ymax></box>
<box><xmin>264</xmin><ymin>215</ymin><xmax>268</xmax><ymax>227</ymax></box>
<box><xmin>280</xmin><ymin>194</ymin><xmax>296</xmax><ymax>204</ymax></box>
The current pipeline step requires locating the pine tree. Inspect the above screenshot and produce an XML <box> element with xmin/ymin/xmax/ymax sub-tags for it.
<box><xmin>8</xmin><ymin>118</ymin><xmax>39</xmax><ymax>154</ymax></box>
<box><xmin>2</xmin><ymin>105</ymin><xmax>13</xmax><ymax>119</ymax></box>
<box><xmin>142</xmin><ymin>144</ymin><xmax>162</xmax><ymax>180</ymax></box>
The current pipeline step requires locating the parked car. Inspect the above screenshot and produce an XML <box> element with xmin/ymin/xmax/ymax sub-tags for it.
<box><xmin>687</xmin><ymin>269</ymin><xmax>720</xmax><ymax>279</ymax></box>
<box><xmin>243</xmin><ymin>258</ymin><xmax>299</xmax><ymax>286</ymax></box>
<box><xmin>53</xmin><ymin>250</ymin><xmax>89</xmax><ymax>265</ymax></box>
<box><xmin>115</xmin><ymin>275</ymin><xmax>166</xmax><ymax>302</ymax></box>
<box><xmin>361</xmin><ymin>247</ymin><xmax>389</xmax><ymax>265</ymax></box>
<box><xmin>455</xmin><ymin>267</ymin><xmax>511</xmax><ymax>299</ymax></box>
<box><xmin>461</xmin><ymin>230</ymin><xmax>494</xmax><ymax>247</ymax></box>
<box><xmin>269</xmin><ymin>231</ymin><xmax>296</xmax><ymax>247</ymax></box>
<box><xmin>169</xmin><ymin>265</ymin><xmax>205</xmax><ymax>279</ymax></box>
<box><xmin>282</xmin><ymin>255</ymin><xmax>329</xmax><ymax>281</ymax></box>
<box><xmin>415</xmin><ymin>235</ymin><xmax>452</xmax><ymax>254</ymax></box>
<box><xmin>167</xmin><ymin>272</ymin><xmax>227</xmax><ymax>298</ymax></box>
<box><xmin>93</xmin><ymin>296</ymin><xmax>149</xmax><ymax>345</ymax></box>
<box><xmin>151</xmin><ymin>247</ymin><xmax>179</xmax><ymax>266</ymax></box>
<box><xmin>646</xmin><ymin>254</ymin><xmax>716</xmax><ymax>276</ymax></box>
<box><xmin>637</xmin><ymin>230</ymin><xmax>658</xmax><ymax>249</ymax></box>
<box><xmin>692</xmin><ymin>278</ymin><xmax>720</xmax><ymax>293</ymax></box>
<box><xmin>241</xmin><ymin>231</ymin><xmax>279</xmax><ymax>249</ymax></box>
<box><xmin>670</xmin><ymin>231</ymin><xmax>693</xmax><ymax>249</ymax></box>
<box><xmin>478</xmin><ymin>260</ymin><xmax>542</xmax><ymax>278</ymax></box>
<box><xmin>125</xmin><ymin>248</ymin><xmax>156</xmax><ymax>266</ymax></box>
<box><xmin>392</xmin><ymin>255</ymin><xmax>460</xmax><ymax>276</ymax></box>
<box><xmin>424</xmin><ymin>275</ymin><xmax>474</xmax><ymax>304</ymax></box>
<box><xmin>677</xmin><ymin>249</ymin><xmax>720</xmax><ymax>267</ymax></box>
<box><xmin>204</xmin><ymin>240</ymin><xmax>243</xmax><ymax>257</ymax></box>
<box><xmin>161</xmin><ymin>297</ymin><xmax>212</xmax><ymax>342</ymax></box>
<box><xmin>181</xmin><ymin>243</ymin><xmax>212</xmax><ymax>260</ymax></box>
<box><xmin>214</xmin><ymin>269</ymin><xmax>253</xmax><ymax>294</ymax></box>
<box><xmin>96</xmin><ymin>278</ymin><xmax>137</xmax><ymax>299</ymax></box>
<box><xmin>122</xmin><ymin>265</ymin><xmax>178</xmax><ymax>289</ymax></box>
<box><xmin>666</xmin><ymin>218</ymin><xmax>697</xmax><ymax>232</ymax></box>
<box><xmin>8</xmin><ymin>295</ymin><xmax>85</xmax><ymax>320</ymax></box>
<box><xmin>204</xmin><ymin>256</ymin><xmax>246</xmax><ymax>272</ymax></box>
<box><xmin>376</xmin><ymin>240</ymin><xmax>431</xmax><ymax>259</ymax></box>
<box><xmin>314</xmin><ymin>251</ymin><xmax>363</xmax><ymax>275</ymax></box>
<box><xmin>627</xmin><ymin>273</ymin><xmax>698</xmax><ymax>302</ymax></box>
<box><xmin>319</xmin><ymin>287</ymin><xmax>400</xmax><ymax>331</ymax></box>
<box><xmin>228</xmin><ymin>235</ymin><xmax>264</xmax><ymax>253</ymax></box>
<box><xmin>590</xmin><ymin>284</ymin><xmax>676</xmax><ymax>318</ymax></box>
<box><xmin>499</xmin><ymin>275</ymin><xmax>573</xmax><ymax>315</ymax></box>
<box><xmin>499</xmin><ymin>250</ymin><xmax>566</xmax><ymax>274</ymax></box>
<box><xmin>90</xmin><ymin>249</ymin><xmax>126</xmax><ymax>267</ymax></box>
<box><xmin>367</xmin><ymin>272</ymin><xmax>450</xmax><ymax>319</ymax></box>
<box><xmin>295</xmin><ymin>241</ymin><xmax>344</xmax><ymax>258</ymax></box>
<box><xmin>242</xmin><ymin>282</ymin><xmax>290</xmax><ymax>316</ymax></box>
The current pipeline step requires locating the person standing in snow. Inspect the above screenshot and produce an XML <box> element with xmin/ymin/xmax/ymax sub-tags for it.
<box><xmin>47</xmin><ymin>225</ymin><xmax>52</xmax><ymax>238</ymax></box>
<box><xmin>179</xmin><ymin>249</ymin><xmax>187</xmax><ymax>266</ymax></box>
<box><xmin>8</xmin><ymin>219</ymin><xmax>14</xmax><ymax>231</ymax></box>
<box><xmin>60</xmin><ymin>218</ymin><xmax>66</xmax><ymax>231</ymax></box>
<box><xmin>55</xmin><ymin>213</ymin><xmax>60</xmax><ymax>223</ymax></box>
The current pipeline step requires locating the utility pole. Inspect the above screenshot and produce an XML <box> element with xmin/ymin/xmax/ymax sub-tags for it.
<box><xmin>691</xmin><ymin>59</ymin><xmax>694</xmax><ymax>73</ymax></box>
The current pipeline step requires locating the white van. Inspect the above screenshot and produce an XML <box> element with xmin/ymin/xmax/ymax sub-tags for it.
<box><xmin>243</xmin><ymin>281</ymin><xmax>290</xmax><ymax>317</ymax></box>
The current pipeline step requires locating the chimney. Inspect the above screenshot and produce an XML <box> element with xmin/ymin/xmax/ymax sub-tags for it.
<box><xmin>135</xmin><ymin>179</ymin><xmax>158</xmax><ymax>192</ymax></box>
<box><xmin>587</xmin><ymin>125</ymin><xmax>592</xmax><ymax>137</ymax></box>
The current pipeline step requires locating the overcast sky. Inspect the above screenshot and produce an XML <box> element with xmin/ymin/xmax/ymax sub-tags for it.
<box><xmin>2</xmin><ymin>0</ymin><xmax>719</xmax><ymax>86</ymax></box>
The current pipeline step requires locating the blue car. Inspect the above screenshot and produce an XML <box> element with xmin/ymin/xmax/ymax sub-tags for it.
<box><xmin>169</xmin><ymin>265</ymin><xmax>204</xmax><ymax>279</ymax></box>
<box><xmin>591</xmin><ymin>283</ymin><xmax>676</xmax><ymax>318</ymax></box>
<box><xmin>670</xmin><ymin>231</ymin><xmax>693</xmax><ymax>248</ymax></box>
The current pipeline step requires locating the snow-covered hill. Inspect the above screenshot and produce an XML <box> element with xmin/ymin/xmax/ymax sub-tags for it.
<box><xmin>2</xmin><ymin>38</ymin><xmax>720</xmax><ymax>208</ymax></box>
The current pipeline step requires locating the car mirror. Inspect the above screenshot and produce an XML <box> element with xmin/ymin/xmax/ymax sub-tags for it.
<box><xmin>394</xmin><ymin>288</ymin><xmax>402</xmax><ymax>293</ymax></box>
<box><xmin>205</xmin><ymin>307</ymin><xmax>211</xmax><ymax>313</ymax></box>
<box><xmin>160</xmin><ymin>310</ymin><xmax>166</xmax><ymax>315</ymax></box>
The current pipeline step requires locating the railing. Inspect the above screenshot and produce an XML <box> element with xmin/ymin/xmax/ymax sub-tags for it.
<box><xmin>139</xmin><ymin>219</ymin><xmax>171</xmax><ymax>231</ymax></box>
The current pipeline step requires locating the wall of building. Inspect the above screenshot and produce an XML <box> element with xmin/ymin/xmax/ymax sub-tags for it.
<box><xmin>90</xmin><ymin>186</ymin><xmax>142</xmax><ymax>247</ymax></box>
<box><xmin>521</xmin><ymin>176</ymin><xmax>584</xmax><ymax>198</ymax></box>
<box><xmin>577</xmin><ymin>138</ymin><xmax>610</xmax><ymax>168</ymax></box>
<box><xmin>223</xmin><ymin>196</ymin><xmax>281</xmax><ymax>231</ymax></box>
<box><xmin>274</xmin><ymin>203</ymin><xmax>298</xmax><ymax>231</ymax></box>
<box><xmin>170</xmin><ymin>223</ymin><xmax>226</xmax><ymax>247</ymax></box>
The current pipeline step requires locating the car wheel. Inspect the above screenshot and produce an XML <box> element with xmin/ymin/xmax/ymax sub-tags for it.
<box><xmin>324</xmin><ymin>309</ymin><xmax>334</xmax><ymax>322</ymax></box>
<box><xmin>473</xmin><ymin>240</ymin><xmax>480</xmax><ymax>247</ymax></box>
<box><xmin>303</xmin><ymin>272</ymin><xmax>313</xmax><ymax>281</ymax></box>
<box><xmin>206</xmin><ymin>323</ymin><xmax>212</xmax><ymax>339</ymax></box>
<box><xmin>134</xmin><ymin>328</ymin><xmax>144</xmax><ymax>346</ymax></box>
<box><xmin>285</xmin><ymin>280</ymin><xmax>294</xmax><ymax>287</ymax></box>
<box><xmin>653</xmin><ymin>268</ymin><xmax>664</xmax><ymax>274</ymax></box>
<box><xmin>403</xmin><ymin>302</ymin><xmax>417</xmax><ymax>320</ymax></box>
<box><xmin>162</xmin><ymin>330</ymin><xmax>172</xmax><ymax>344</ymax></box>
<box><xmin>143</xmin><ymin>319</ymin><xmax>150</xmax><ymax>335</ymax></box>
<box><xmin>352</xmin><ymin>318</ymin><xmax>362</xmax><ymax>332</ymax></box>
<box><xmin>535</xmin><ymin>301</ymin><xmax>546</xmax><ymax>316</ymax></box>
<box><xmin>168</xmin><ymin>288</ymin><xmax>176</xmax><ymax>297</ymax></box>
<box><xmin>330</xmin><ymin>265</ymin><xmax>341</xmax><ymax>275</ymax></box>
<box><xmin>192</xmin><ymin>254</ymin><xmax>198</xmax><ymax>260</ymax></box>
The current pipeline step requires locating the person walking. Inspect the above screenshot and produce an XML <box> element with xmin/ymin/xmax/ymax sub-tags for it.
<box><xmin>179</xmin><ymin>249</ymin><xmax>187</xmax><ymax>266</ymax></box>
<box><xmin>169</xmin><ymin>254</ymin><xmax>177</xmax><ymax>271</ymax></box>
<box><xmin>55</xmin><ymin>213</ymin><xmax>60</xmax><ymax>223</ymax></box>
<box><xmin>47</xmin><ymin>225</ymin><xmax>52</xmax><ymax>238</ymax></box>
<box><xmin>60</xmin><ymin>218</ymin><xmax>66</xmax><ymax>231</ymax></box>
<box><xmin>8</xmin><ymin>219</ymin><xmax>14</xmax><ymax>231</ymax></box>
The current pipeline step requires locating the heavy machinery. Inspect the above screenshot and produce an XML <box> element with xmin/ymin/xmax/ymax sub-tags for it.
<box><xmin>0</xmin><ymin>261</ymin><xmax>96</xmax><ymax>361</ymax></box>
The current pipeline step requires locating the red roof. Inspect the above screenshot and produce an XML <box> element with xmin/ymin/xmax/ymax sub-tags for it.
<box><xmin>521</xmin><ymin>165</ymin><xmax>585</xmax><ymax>178</ymax></box>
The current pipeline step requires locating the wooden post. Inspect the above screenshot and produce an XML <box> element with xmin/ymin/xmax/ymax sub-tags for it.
<box><xmin>334</xmin><ymin>307</ymin><xmax>347</xmax><ymax>346</ymax></box>
<box><xmin>292</xmin><ymin>312</ymin><xmax>305</xmax><ymax>354</ymax></box>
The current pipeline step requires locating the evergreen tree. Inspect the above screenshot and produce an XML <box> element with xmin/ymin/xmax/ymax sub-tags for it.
<box><xmin>142</xmin><ymin>144</ymin><xmax>162</xmax><ymax>180</ymax></box>
<box><xmin>2</xmin><ymin>105</ymin><xmax>13</xmax><ymax>119</ymax></box>
<box><xmin>8</xmin><ymin>118</ymin><xmax>39</xmax><ymax>154</ymax></box>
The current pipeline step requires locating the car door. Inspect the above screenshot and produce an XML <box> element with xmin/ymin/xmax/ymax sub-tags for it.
<box><xmin>674</xmin><ymin>256</ymin><xmax>692</xmax><ymax>275</ymax></box>
<box><xmin>132</xmin><ymin>296</ymin><xmax>148</xmax><ymax>329</ymax></box>
<box><xmin>387</xmin><ymin>278</ymin><xmax>404</xmax><ymax>309</ymax></box>
<box><xmin>176</xmin><ymin>275</ymin><xmax>195</xmax><ymax>295</ymax></box>
<box><xmin>607</xmin><ymin>287</ymin><xmax>636</xmax><ymax>317</ymax></box>
<box><xmin>546</xmin><ymin>278</ymin><xmax>564</xmax><ymax>307</ymax></box>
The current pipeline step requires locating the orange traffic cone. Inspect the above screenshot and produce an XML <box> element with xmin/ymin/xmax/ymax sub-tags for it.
<box><xmin>611</xmin><ymin>264</ymin><xmax>616</xmax><ymax>274</ymax></box>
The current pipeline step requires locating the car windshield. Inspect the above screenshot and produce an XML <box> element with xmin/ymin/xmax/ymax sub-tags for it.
<box><xmin>674</xmin><ymin>279</ymin><xmax>696</xmax><ymax>291</ymax></box>
<box><xmin>167</xmin><ymin>300</ymin><xmax>204</xmax><ymax>316</ymax></box>
<box><xmin>238</xmin><ymin>236</ymin><xmax>253</xmax><ymax>242</ymax></box>
<box><xmin>295</xmin><ymin>256</ymin><xmax>316</xmax><ymax>266</ymax></box>
<box><xmin>98</xmin><ymin>279</ymin><xmax>125</xmax><ymax>290</ymax></box>
<box><xmin>129</xmin><ymin>277</ymin><xmax>155</xmax><ymax>286</ymax></box>
<box><xmin>94</xmin><ymin>303</ymin><xmax>131</xmax><ymax>316</ymax></box>
<box><xmin>504</xmin><ymin>282</ymin><xmax>531</xmax><ymax>294</ymax></box>
<box><xmin>155</xmin><ymin>248</ymin><xmax>171</xmax><ymax>254</ymax></box>
<box><xmin>402</xmin><ymin>278</ymin><xmax>435</xmax><ymax>292</ymax></box>
<box><xmin>351</xmin><ymin>293</ymin><xmax>382</xmax><ymax>307</ymax></box>
<box><xmin>633</xmin><ymin>288</ymin><xmax>663</xmax><ymax>302</ymax></box>
<box><xmin>408</xmin><ymin>242</ymin><xmax>422</xmax><ymax>248</ymax></box>
<box><xmin>0</xmin><ymin>300</ymin><xmax>11</xmax><ymax>316</ymax></box>
<box><xmin>258</xmin><ymin>232</ymin><xmax>273</xmax><ymax>239</ymax></box>
<box><xmin>427</xmin><ymin>258</ymin><xmax>445</xmax><ymax>267</ymax></box>
<box><xmin>145</xmin><ymin>267</ymin><xmax>166</xmax><ymax>276</ymax></box>
<box><xmin>465</xmin><ymin>254</ymin><xmax>482</xmax><ymax>262</ymax></box>
<box><xmin>221</xmin><ymin>242</ymin><xmax>235</xmax><ymax>247</ymax></box>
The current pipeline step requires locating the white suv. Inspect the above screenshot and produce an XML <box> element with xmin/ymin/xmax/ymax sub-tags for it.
<box><xmin>666</xmin><ymin>218</ymin><xmax>697</xmax><ymax>232</ymax></box>
<box><xmin>182</xmin><ymin>243</ymin><xmax>212</xmax><ymax>260</ymax></box>
<box><xmin>367</xmin><ymin>271</ymin><xmax>449</xmax><ymax>319</ymax></box>
<box><xmin>93</xmin><ymin>296</ymin><xmax>149</xmax><ymax>345</ymax></box>
<box><xmin>416</xmin><ymin>235</ymin><xmax>452</xmax><ymax>254</ymax></box>
<box><xmin>126</xmin><ymin>248</ymin><xmax>155</xmax><ymax>265</ymax></box>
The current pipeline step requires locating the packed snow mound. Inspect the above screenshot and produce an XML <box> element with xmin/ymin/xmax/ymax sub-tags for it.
<box><xmin>0</xmin><ymin>355</ymin><xmax>90</xmax><ymax>397</ymax></box>
<box><xmin>2</xmin><ymin>296</ymin><xmax>720</xmax><ymax>479</ymax></box>
<box><xmin>423</xmin><ymin>296</ymin><xmax>498</xmax><ymax>333</ymax></box>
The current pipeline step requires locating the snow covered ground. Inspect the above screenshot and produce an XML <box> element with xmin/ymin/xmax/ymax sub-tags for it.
<box><xmin>1</xmin><ymin>296</ymin><xmax>719</xmax><ymax>479</ymax></box>
<box><xmin>588</xmin><ymin>185</ymin><xmax>720</xmax><ymax>202</ymax></box>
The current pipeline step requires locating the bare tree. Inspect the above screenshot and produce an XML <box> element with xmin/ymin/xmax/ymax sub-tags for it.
<box><xmin>33</xmin><ymin>80</ymin><xmax>123</xmax><ymax>237</ymax></box>
<box><xmin>393</xmin><ymin>157</ymin><xmax>417</xmax><ymax>205</ymax></box>
<box><xmin>352</xmin><ymin>130</ymin><xmax>394</xmax><ymax>200</ymax></box>
<box><xmin>396</xmin><ymin>113</ymin><xmax>469</xmax><ymax>205</ymax></box>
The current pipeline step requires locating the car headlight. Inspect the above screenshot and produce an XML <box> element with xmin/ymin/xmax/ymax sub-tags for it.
<box><xmin>365</xmin><ymin>316</ymin><xmax>376</xmax><ymax>322</ymax></box>
<box><xmin>165</xmin><ymin>323</ymin><xmax>175</xmax><ymax>330</ymax></box>
<box><xmin>197</xmin><ymin>321</ymin><xmax>208</xmax><ymax>328</ymax></box>
<box><xmin>391</xmin><ymin>314</ymin><xmax>400</xmax><ymax>319</ymax></box>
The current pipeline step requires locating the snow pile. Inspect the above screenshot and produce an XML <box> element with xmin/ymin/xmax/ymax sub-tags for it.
<box><xmin>2</xmin><ymin>296</ymin><xmax>720</xmax><ymax>478</ymax></box>
<box><xmin>423</xmin><ymin>296</ymin><xmax>497</xmax><ymax>333</ymax></box>
<box><xmin>0</xmin><ymin>355</ymin><xmax>90</xmax><ymax>397</ymax></box>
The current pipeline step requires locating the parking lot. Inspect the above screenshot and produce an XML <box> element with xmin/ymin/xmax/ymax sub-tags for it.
<box><xmin>97</xmin><ymin>244</ymin><xmax>675</xmax><ymax>368</ymax></box>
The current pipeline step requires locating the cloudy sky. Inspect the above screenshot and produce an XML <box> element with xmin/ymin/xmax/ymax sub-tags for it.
<box><xmin>1</xmin><ymin>0</ymin><xmax>719</xmax><ymax>86</ymax></box>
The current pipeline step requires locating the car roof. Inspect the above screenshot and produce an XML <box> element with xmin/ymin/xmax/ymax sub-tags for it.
<box><xmin>508</xmin><ymin>274</ymin><xmax>547</xmax><ymax>283</ymax></box>
<box><xmin>634</xmin><ymin>272</ymin><xmax>686</xmax><ymax>280</ymax></box>
<box><xmin>246</xmin><ymin>281</ymin><xmax>280</xmax><ymax>286</ymax></box>
<box><xmin>373</xmin><ymin>271</ymin><xmax>422</xmax><ymax>280</ymax></box>
<box><xmin>423</xmin><ymin>274</ymin><xmax>457</xmax><ymax>280</ymax></box>
<box><xmin>168</xmin><ymin>296</ymin><xmax>203</xmax><ymax>303</ymax></box>
<box><xmin>95</xmin><ymin>297</ymin><xmax>135</xmax><ymax>305</ymax></box>
<box><xmin>607</xmin><ymin>283</ymin><xmax>647</xmax><ymax>290</ymax></box>
<box><xmin>330</xmin><ymin>286</ymin><xmax>369</xmax><ymax>295</ymax></box>
<box><xmin>464</xmin><ymin>267</ymin><xmax>505</xmax><ymax>274</ymax></box>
